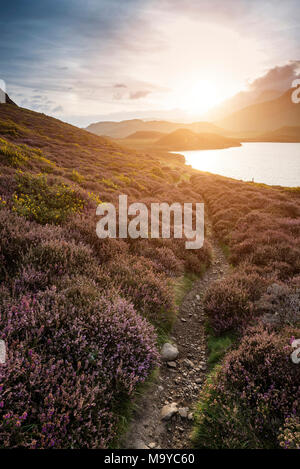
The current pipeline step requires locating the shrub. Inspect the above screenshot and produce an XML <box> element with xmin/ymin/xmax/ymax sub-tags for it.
<box><xmin>133</xmin><ymin>242</ymin><xmax>184</xmax><ymax>277</ymax></box>
<box><xmin>0</xmin><ymin>138</ymin><xmax>28</xmax><ymax>167</ymax></box>
<box><xmin>0</xmin><ymin>208</ymin><xmax>63</xmax><ymax>279</ymax></box>
<box><xmin>101</xmin><ymin>178</ymin><xmax>118</xmax><ymax>190</ymax></box>
<box><xmin>0</xmin><ymin>293</ymin><xmax>159</xmax><ymax>448</ymax></box>
<box><xmin>12</xmin><ymin>172</ymin><xmax>84</xmax><ymax>224</ymax></box>
<box><xmin>203</xmin><ymin>278</ymin><xmax>252</xmax><ymax>335</ymax></box>
<box><xmin>22</xmin><ymin>239</ymin><xmax>96</xmax><ymax>280</ymax></box>
<box><xmin>278</xmin><ymin>417</ymin><xmax>300</xmax><ymax>449</ymax></box>
<box><xmin>64</xmin><ymin>214</ymin><xmax>129</xmax><ymax>263</ymax></box>
<box><xmin>193</xmin><ymin>326</ymin><xmax>300</xmax><ymax>448</ymax></box>
<box><xmin>107</xmin><ymin>255</ymin><xmax>176</xmax><ymax>331</ymax></box>
<box><xmin>70</xmin><ymin>169</ymin><xmax>84</xmax><ymax>183</ymax></box>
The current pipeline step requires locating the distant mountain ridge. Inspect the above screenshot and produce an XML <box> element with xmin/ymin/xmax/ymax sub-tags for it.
<box><xmin>216</xmin><ymin>89</ymin><xmax>300</xmax><ymax>132</ymax></box>
<box><xmin>86</xmin><ymin>119</ymin><xmax>227</xmax><ymax>139</ymax></box>
<box><xmin>154</xmin><ymin>128</ymin><xmax>241</xmax><ymax>151</ymax></box>
<box><xmin>126</xmin><ymin>130</ymin><xmax>166</xmax><ymax>139</ymax></box>
<box><xmin>255</xmin><ymin>126</ymin><xmax>300</xmax><ymax>142</ymax></box>
<box><xmin>204</xmin><ymin>88</ymin><xmax>283</xmax><ymax>121</ymax></box>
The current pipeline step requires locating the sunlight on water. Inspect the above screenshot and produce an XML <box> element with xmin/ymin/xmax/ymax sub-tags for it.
<box><xmin>179</xmin><ymin>142</ymin><xmax>300</xmax><ymax>187</ymax></box>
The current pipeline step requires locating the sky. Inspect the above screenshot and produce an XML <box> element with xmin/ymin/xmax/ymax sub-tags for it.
<box><xmin>0</xmin><ymin>0</ymin><xmax>300</xmax><ymax>126</ymax></box>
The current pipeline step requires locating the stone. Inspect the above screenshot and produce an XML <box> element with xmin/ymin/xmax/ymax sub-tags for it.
<box><xmin>184</xmin><ymin>358</ymin><xmax>194</xmax><ymax>368</ymax></box>
<box><xmin>161</xmin><ymin>402</ymin><xmax>178</xmax><ymax>420</ymax></box>
<box><xmin>188</xmin><ymin>412</ymin><xmax>194</xmax><ymax>421</ymax></box>
<box><xmin>161</xmin><ymin>343</ymin><xmax>179</xmax><ymax>361</ymax></box>
<box><xmin>261</xmin><ymin>313</ymin><xmax>281</xmax><ymax>326</ymax></box>
<box><xmin>148</xmin><ymin>442</ymin><xmax>156</xmax><ymax>449</ymax></box>
<box><xmin>181</xmin><ymin>317</ymin><xmax>187</xmax><ymax>322</ymax></box>
<box><xmin>0</xmin><ymin>340</ymin><xmax>6</xmax><ymax>365</ymax></box>
<box><xmin>267</xmin><ymin>283</ymin><xmax>286</xmax><ymax>296</ymax></box>
<box><xmin>178</xmin><ymin>407</ymin><xmax>189</xmax><ymax>418</ymax></box>
<box><xmin>167</xmin><ymin>361</ymin><xmax>177</xmax><ymax>368</ymax></box>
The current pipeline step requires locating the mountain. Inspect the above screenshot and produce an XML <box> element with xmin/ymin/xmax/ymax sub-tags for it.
<box><xmin>86</xmin><ymin>118</ymin><xmax>227</xmax><ymax>139</ymax></box>
<box><xmin>126</xmin><ymin>130</ymin><xmax>166</xmax><ymax>139</ymax></box>
<box><xmin>204</xmin><ymin>88</ymin><xmax>282</xmax><ymax>121</ymax></box>
<box><xmin>216</xmin><ymin>89</ymin><xmax>300</xmax><ymax>132</ymax></box>
<box><xmin>155</xmin><ymin>128</ymin><xmax>241</xmax><ymax>151</ymax></box>
<box><xmin>255</xmin><ymin>126</ymin><xmax>300</xmax><ymax>142</ymax></box>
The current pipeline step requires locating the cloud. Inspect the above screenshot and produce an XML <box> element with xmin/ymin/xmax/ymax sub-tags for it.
<box><xmin>129</xmin><ymin>90</ymin><xmax>151</xmax><ymax>100</ymax></box>
<box><xmin>52</xmin><ymin>105</ymin><xmax>63</xmax><ymax>113</ymax></box>
<box><xmin>249</xmin><ymin>61</ymin><xmax>300</xmax><ymax>92</ymax></box>
<box><xmin>1</xmin><ymin>0</ymin><xmax>300</xmax><ymax>125</ymax></box>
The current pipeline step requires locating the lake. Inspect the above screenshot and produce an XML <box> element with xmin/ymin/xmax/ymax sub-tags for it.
<box><xmin>179</xmin><ymin>142</ymin><xmax>300</xmax><ymax>187</ymax></box>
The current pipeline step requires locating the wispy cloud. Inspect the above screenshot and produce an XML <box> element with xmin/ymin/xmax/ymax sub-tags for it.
<box><xmin>129</xmin><ymin>90</ymin><xmax>151</xmax><ymax>100</ymax></box>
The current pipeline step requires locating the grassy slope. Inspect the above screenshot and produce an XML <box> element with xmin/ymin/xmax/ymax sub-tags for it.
<box><xmin>0</xmin><ymin>103</ymin><xmax>213</xmax><ymax>448</ymax></box>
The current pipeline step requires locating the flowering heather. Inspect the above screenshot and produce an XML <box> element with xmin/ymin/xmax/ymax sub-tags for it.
<box><xmin>0</xmin><ymin>293</ymin><xmax>159</xmax><ymax>448</ymax></box>
<box><xmin>0</xmin><ymin>104</ymin><xmax>213</xmax><ymax>448</ymax></box>
<box><xmin>203</xmin><ymin>279</ymin><xmax>252</xmax><ymax>335</ymax></box>
<box><xmin>278</xmin><ymin>417</ymin><xmax>300</xmax><ymax>449</ymax></box>
<box><xmin>193</xmin><ymin>326</ymin><xmax>300</xmax><ymax>449</ymax></box>
<box><xmin>191</xmin><ymin>172</ymin><xmax>300</xmax><ymax>448</ymax></box>
<box><xmin>107</xmin><ymin>254</ymin><xmax>176</xmax><ymax>330</ymax></box>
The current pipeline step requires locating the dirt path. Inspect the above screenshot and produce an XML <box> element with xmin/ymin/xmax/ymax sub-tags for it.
<box><xmin>122</xmin><ymin>227</ymin><xmax>230</xmax><ymax>449</ymax></box>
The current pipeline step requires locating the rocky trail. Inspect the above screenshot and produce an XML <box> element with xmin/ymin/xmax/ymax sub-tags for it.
<box><xmin>122</xmin><ymin>229</ymin><xmax>230</xmax><ymax>449</ymax></box>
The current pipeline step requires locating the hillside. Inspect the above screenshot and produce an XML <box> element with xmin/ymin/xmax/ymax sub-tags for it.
<box><xmin>0</xmin><ymin>101</ymin><xmax>212</xmax><ymax>449</ymax></box>
<box><xmin>155</xmin><ymin>128</ymin><xmax>241</xmax><ymax>150</ymax></box>
<box><xmin>204</xmin><ymin>88</ymin><xmax>282</xmax><ymax>121</ymax></box>
<box><xmin>126</xmin><ymin>130</ymin><xmax>166</xmax><ymax>139</ymax></box>
<box><xmin>0</xmin><ymin>102</ymin><xmax>299</xmax><ymax>450</ymax></box>
<box><xmin>217</xmin><ymin>89</ymin><xmax>300</xmax><ymax>132</ymax></box>
<box><xmin>255</xmin><ymin>125</ymin><xmax>300</xmax><ymax>142</ymax></box>
<box><xmin>86</xmin><ymin>118</ymin><xmax>227</xmax><ymax>139</ymax></box>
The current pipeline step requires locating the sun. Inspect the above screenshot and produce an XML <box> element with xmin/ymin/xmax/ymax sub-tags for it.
<box><xmin>178</xmin><ymin>79</ymin><xmax>224</xmax><ymax>116</ymax></box>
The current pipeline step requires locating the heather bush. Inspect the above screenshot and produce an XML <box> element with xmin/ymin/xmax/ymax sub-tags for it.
<box><xmin>278</xmin><ymin>417</ymin><xmax>300</xmax><ymax>449</ymax></box>
<box><xmin>133</xmin><ymin>242</ymin><xmax>184</xmax><ymax>277</ymax></box>
<box><xmin>22</xmin><ymin>239</ymin><xmax>97</xmax><ymax>280</ymax></box>
<box><xmin>57</xmin><ymin>272</ymin><xmax>115</xmax><ymax>309</ymax></box>
<box><xmin>182</xmin><ymin>240</ymin><xmax>212</xmax><ymax>275</ymax></box>
<box><xmin>0</xmin><ymin>208</ymin><xmax>64</xmax><ymax>279</ymax></box>
<box><xmin>203</xmin><ymin>278</ymin><xmax>252</xmax><ymax>335</ymax></box>
<box><xmin>107</xmin><ymin>254</ymin><xmax>176</xmax><ymax>331</ymax></box>
<box><xmin>0</xmin><ymin>292</ymin><xmax>159</xmax><ymax>448</ymax></box>
<box><xmin>172</xmin><ymin>238</ymin><xmax>212</xmax><ymax>275</ymax></box>
<box><xmin>64</xmin><ymin>213</ymin><xmax>129</xmax><ymax>263</ymax></box>
<box><xmin>193</xmin><ymin>325</ymin><xmax>300</xmax><ymax>448</ymax></box>
<box><xmin>12</xmin><ymin>265</ymin><xmax>50</xmax><ymax>295</ymax></box>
